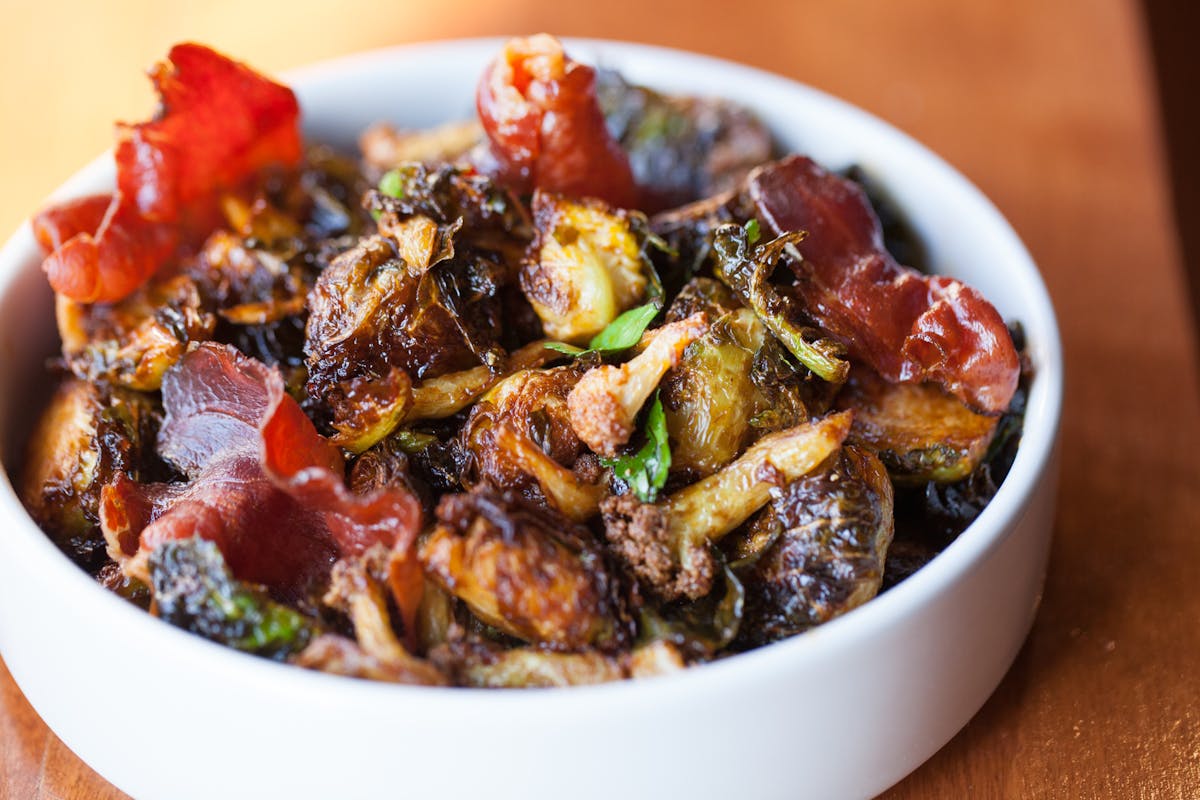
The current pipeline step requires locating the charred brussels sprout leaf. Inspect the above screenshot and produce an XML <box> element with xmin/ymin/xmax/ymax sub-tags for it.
<box><xmin>600</xmin><ymin>392</ymin><xmax>671</xmax><ymax>503</ymax></box>
<box><xmin>736</xmin><ymin>446</ymin><xmax>894</xmax><ymax>646</ymax></box>
<box><xmin>149</xmin><ymin>538</ymin><xmax>318</xmax><ymax>661</ymax></box>
<box><xmin>594</xmin><ymin>69</ymin><xmax>774</xmax><ymax>211</ymax></box>
<box><xmin>366</xmin><ymin>163</ymin><xmax>528</xmax><ymax>237</ymax></box>
<box><xmin>641</xmin><ymin>559</ymin><xmax>744</xmax><ymax>656</ymax></box>
<box><xmin>712</xmin><ymin>223</ymin><xmax>849</xmax><ymax>384</ymax></box>
<box><xmin>21</xmin><ymin>379</ymin><xmax>164</xmax><ymax>572</ymax></box>
<box><xmin>838</xmin><ymin>366</ymin><xmax>999</xmax><ymax>485</ymax></box>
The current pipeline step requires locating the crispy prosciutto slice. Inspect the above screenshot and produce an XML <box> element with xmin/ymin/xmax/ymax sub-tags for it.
<box><xmin>34</xmin><ymin>43</ymin><xmax>303</xmax><ymax>304</ymax></box>
<box><xmin>477</xmin><ymin>34</ymin><xmax>638</xmax><ymax>208</ymax></box>
<box><xmin>748</xmin><ymin>156</ymin><xmax>1020</xmax><ymax>414</ymax></box>
<box><xmin>100</xmin><ymin>344</ymin><xmax>422</xmax><ymax>606</ymax></box>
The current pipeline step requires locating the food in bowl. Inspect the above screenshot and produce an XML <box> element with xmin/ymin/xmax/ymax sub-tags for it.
<box><xmin>18</xmin><ymin>34</ymin><xmax>1028</xmax><ymax>688</ymax></box>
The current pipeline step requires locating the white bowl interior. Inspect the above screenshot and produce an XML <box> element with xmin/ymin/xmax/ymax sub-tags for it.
<box><xmin>0</xmin><ymin>38</ymin><xmax>1063</xmax><ymax>800</ymax></box>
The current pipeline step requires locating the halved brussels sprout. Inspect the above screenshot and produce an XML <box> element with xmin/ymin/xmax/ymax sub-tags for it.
<box><xmin>735</xmin><ymin>445</ymin><xmax>894</xmax><ymax>646</ymax></box>
<box><xmin>56</xmin><ymin>275</ymin><xmax>216</xmax><ymax>392</ymax></box>
<box><xmin>661</xmin><ymin>307</ymin><xmax>771</xmax><ymax>478</ymax></box>
<box><xmin>522</xmin><ymin>192</ymin><xmax>660</xmax><ymax>344</ymax></box>
<box><xmin>461</xmin><ymin>364</ymin><xmax>606</xmax><ymax>519</ymax></box>
<box><xmin>837</xmin><ymin>366</ymin><xmax>999</xmax><ymax>484</ymax></box>
<box><xmin>419</xmin><ymin>488</ymin><xmax>631</xmax><ymax>651</ymax></box>
<box><xmin>21</xmin><ymin>379</ymin><xmax>161</xmax><ymax>570</ymax></box>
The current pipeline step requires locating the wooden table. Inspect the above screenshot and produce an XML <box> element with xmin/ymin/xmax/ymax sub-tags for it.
<box><xmin>3</xmin><ymin>0</ymin><xmax>1198</xmax><ymax>796</ymax></box>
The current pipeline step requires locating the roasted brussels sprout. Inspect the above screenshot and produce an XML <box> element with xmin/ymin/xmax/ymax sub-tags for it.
<box><xmin>21</xmin><ymin>379</ymin><xmax>162</xmax><ymax>570</ymax></box>
<box><xmin>307</xmin><ymin>164</ymin><xmax>533</xmax><ymax>446</ymax></box>
<box><xmin>596</xmin><ymin>69</ymin><xmax>774</xmax><ymax>211</ymax></box>
<box><xmin>368</xmin><ymin>161</ymin><xmax>532</xmax><ymax>266</ymax></box>
<box><xmin>735</xmin><ymin>445</ymin><xmax>894</xmax><ymax>646</ymax></box>
<box><xmin>148</xmin><ymin>537</ymin><xmax>320</xmax><ymax>661</ymax></box>
<box><xmin>318</xmin><ymin>544</ymin><xmax>448</xmax><ymax>685</ymax></box>
<box><xmin>193</xmin><ymin>226</ymin><xmax>307</xmax><ymax>326</ymax></box>
<box><xmin>419</xmin><ymin>488</ymin><xmax>631</xmax><ymax>651</ymax></box>
<box><xmin>474</xmin><ymin>366</ymin><xmax>585</xmax><ymax>467</ymax></box>
<box><xmin>661</xmin><ymin>306</ymin><xmax>808</xmax><ymax>478</ymax></box>
<box><xmin>303</xmin><ymin>234</ymin><xmax>484</xmax><ymax>445</ymax></box>
<box><xmin>522</xmin><ymin>192</ymin><xmax>660</xmax><ymax>345</ymax></box>
<box><xmin>837</xmin><ymin>365</ymin><xmax>999</xmax><ymax>484</ymax></box>
<box><xmin>56</xmin><ymin>275</ymin><xmax>216</xmax><ymax>391</ymax></box>
<box><xmin>461</xmin><ymin>365</ymin><xmax>606</xmax><ymax>518</ymax></box>
<box><xmin>712</xmin><ymin>222</ymin><xmax>849</xmax><ymax>385</ymax></box>
<box><xmin>602</xmin><ymin>412</ymin><xmax>852</xmax><ymax>601</ymax></box>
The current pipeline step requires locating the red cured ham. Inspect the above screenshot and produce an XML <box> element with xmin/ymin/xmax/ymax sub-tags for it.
<box><xmin>748</xmin><ymin>155</ymin><xmax>1020</xmax><ymax>415</ymax></box>
<box><xmin>35</xmin><ymin>44</ymin><xmax>302</xmax><ymax>304</ymax></box>
<box><xmin>477</xmin><ymin>34</ymin><xmax>637</xmax><ymax>208</ymax></box>
<box><xmin>100</xmin><ymin>344</ymin><xmax>422</xmax><ymax>606</ymax></box>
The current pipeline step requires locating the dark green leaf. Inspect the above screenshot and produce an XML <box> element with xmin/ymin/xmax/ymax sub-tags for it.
<box><xmin>600</xmin><ymin>392</ymin><xmax>671</xmax><ymax>502</ymax></box>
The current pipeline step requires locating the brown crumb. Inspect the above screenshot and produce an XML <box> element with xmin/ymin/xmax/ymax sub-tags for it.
<box><xmin>600</xmin><ymin>494</ymin><xmax>714</xmax><ymax>601</ymax></box>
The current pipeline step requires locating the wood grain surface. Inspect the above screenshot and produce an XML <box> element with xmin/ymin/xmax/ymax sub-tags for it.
<box><xmin>2</xmin><ymin>0</ymin><xmax>1198</xmax><ymax>797</ymax></box>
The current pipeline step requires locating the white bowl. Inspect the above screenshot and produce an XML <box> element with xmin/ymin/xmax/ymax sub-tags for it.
<box><xmin>0</xmin><ymin>38</ymin><xmax>1062</xmax><ymax>800</ymax></box>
